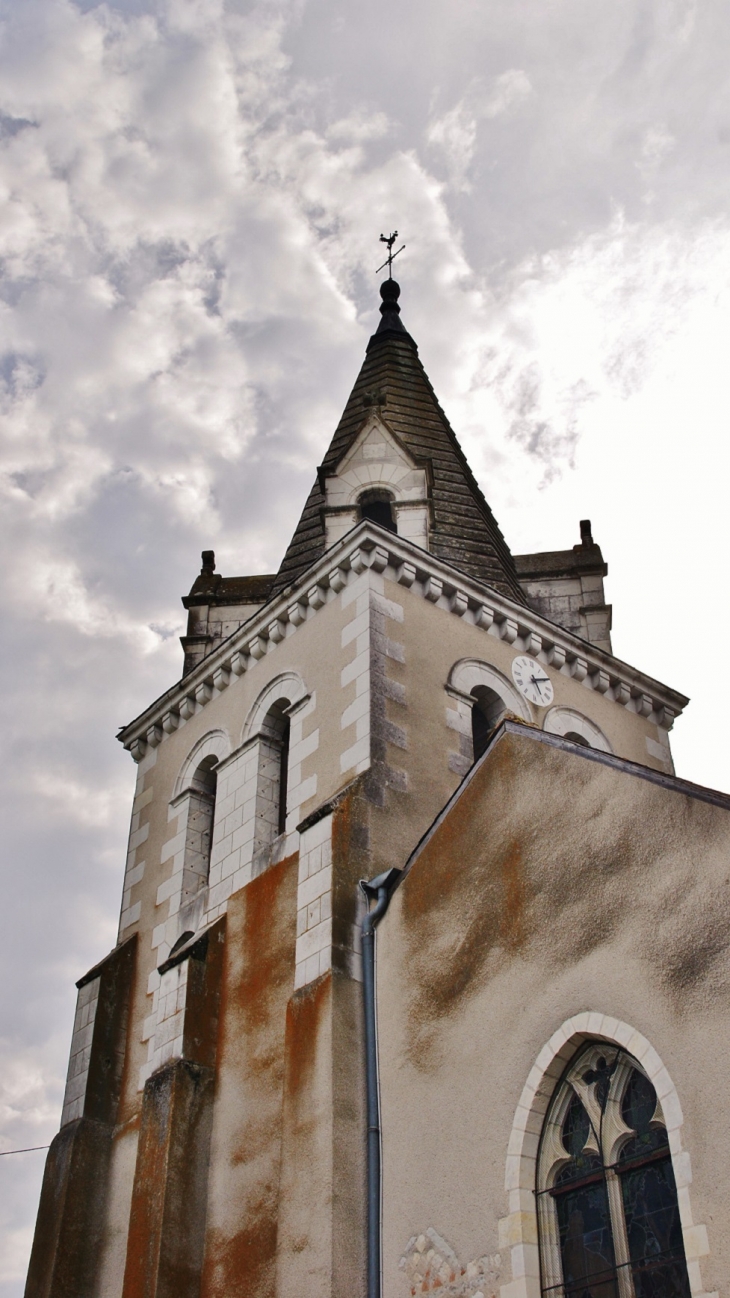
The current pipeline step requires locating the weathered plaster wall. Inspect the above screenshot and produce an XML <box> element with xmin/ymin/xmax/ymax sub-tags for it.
<box><xmin>376</xmin><ymin>731</ymin><xmax>730</xmax><ymax>1298</ymax></box>
<box><xmin>96</xmin><ymin>1122</ymin><xmax>140</xmax><ymax>1298</ymax></box>
<box><xmin>201</xmin><ymin>854</ymin><xmax>297</xmax><ymax>1298</ymax></box>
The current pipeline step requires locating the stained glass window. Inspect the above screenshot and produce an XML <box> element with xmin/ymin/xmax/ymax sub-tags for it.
<box><xmin>617</xmin><ymin>1069</ymin><xmax>690</xmax><ymax>1298</ymax></box>
<box><xmin>537</xmin><ymin>1045</ymin><xmax>692</xmax><ymax>1298</ymax></box>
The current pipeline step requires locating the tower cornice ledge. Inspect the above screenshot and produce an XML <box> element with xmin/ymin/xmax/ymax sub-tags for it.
<box><xmin>117</xmin><ymin>521</ymin><xmax>689</xmax><ymax>761</ymax></box>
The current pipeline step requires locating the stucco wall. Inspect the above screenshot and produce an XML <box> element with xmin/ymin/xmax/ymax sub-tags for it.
<box><xmin>376</xmin><ymin>729</ymin><xmax>729</xmax><ymax>1298</ymax></box>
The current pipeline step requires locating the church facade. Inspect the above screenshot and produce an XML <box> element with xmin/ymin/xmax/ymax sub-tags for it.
<box><xmin>26</xmin><ymin>280</ymin><xmax>727</xmax><ymax>1298</ymax></box>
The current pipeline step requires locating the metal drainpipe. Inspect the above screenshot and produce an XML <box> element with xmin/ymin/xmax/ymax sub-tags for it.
<box><xmin>359</xmin><ymin>868</ymin><xmax>402</xmax><ymax>1298</ymax></box>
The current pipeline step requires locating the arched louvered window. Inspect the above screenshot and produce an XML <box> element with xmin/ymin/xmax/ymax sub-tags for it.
<box><xmin>357</xmin><ymin>488</ymin><xmax>397</xmax><ymax>533</ymax></box>
<box><xmin>536</xmin><ymin>1042</ymin><xmax>691</xmax><ymax>1298</ymax></box>
<box><xmin>254</xmin><ymin>701</ymin><xmax>291</xmax><ymax>850</ymax></box>
<box><xmin>186</xmin><ymin>756</ymin><xmax>218</xmax><ymax>885</ymax></box>
<box><xmin>470</xmin><ymin>685</ymin><xmax>507</xmax><ymax>761</ymax></box>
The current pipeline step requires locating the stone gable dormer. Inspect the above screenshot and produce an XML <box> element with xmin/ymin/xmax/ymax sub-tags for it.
<box><xmin>321</xmin><ymin>411</ymin><xmax>431</xmax><ymax>549</ymax></box>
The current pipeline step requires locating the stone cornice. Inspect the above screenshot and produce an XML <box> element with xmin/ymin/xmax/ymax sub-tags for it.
<box><xmin>118</xmin><ymin>521</ymin><xmax>689</xmax><ymax>761</ymax></box>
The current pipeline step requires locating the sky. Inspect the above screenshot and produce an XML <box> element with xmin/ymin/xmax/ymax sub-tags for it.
<box><xmin>2</xmin><ymin>0</ymin><xmax>730</xmax><ymax>1287</ymax></box>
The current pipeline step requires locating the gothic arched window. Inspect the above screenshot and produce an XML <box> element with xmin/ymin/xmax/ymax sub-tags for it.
<box><xmin>357</xmin><ymin>488</ymin><xmax>397</xmax><ymax>533</ymax></box>
<box><xmin>536</xmin><ymin>1042</ymin><xmax>691</xmax><ymax>1298</ymax></box>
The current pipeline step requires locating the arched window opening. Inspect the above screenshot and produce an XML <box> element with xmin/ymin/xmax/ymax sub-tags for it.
<box><xmin>186</xmin><ymin>756</ymin><xmax>218</xmax><ymax>885</ymax></box>
<box><xmin>536</xmin><ymin>1043</ymin><xmax>691</xmax><ymax>1298</ymax></box>
<box><xmin>543</xmin><ymin>708</ymin><xmax>612</xmax><ymax>754</ymax></box>
<box><xmin>255</xmin><ymin>701</ymin><xmax>291</xmax><ymax>851</ymax></box>
<box><xmin>358</xmin><ymin>488</ymin><xmax>397</xmax><ymax>534</ymax></box>
<box><xmin>471</xmin><ymin>686</ymin><xmax>507</xmax><ymax>761</ymax></box>
<box><xmin>278</xmin><ymin>715</ymin><xmax>291</xmax><ymax>836</ymax></box>
<box><xmin>564</xmin><ymin>731</ymin><xmax>591</xmax><ymax>748</ymax></box>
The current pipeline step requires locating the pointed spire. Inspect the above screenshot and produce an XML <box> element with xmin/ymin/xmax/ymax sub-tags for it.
<box><xmin>271</xmin><ymin>281</ymin><xmax>525</xmax><ymax>605</ymax></box>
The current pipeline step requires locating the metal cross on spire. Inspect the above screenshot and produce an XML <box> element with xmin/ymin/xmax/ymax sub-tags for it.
<box><xmin>377</xmin><ymin>231</ymin><xmax>405</xmax><ymax>278</ymax></box>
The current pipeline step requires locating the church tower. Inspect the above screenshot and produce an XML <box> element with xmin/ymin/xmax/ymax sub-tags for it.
<box><xmin>27</xmin><ymin>278</ymin><xmax>727</xmax><ymax>1298</ymax></box>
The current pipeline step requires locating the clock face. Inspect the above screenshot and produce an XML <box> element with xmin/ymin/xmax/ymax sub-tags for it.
<box><xmin>511</xmin><ymin>655</ymin><xmax>554</xmax><ymax>707</ymax></box>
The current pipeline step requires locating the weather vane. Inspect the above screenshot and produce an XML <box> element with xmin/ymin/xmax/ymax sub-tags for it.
<box><xmin>377</xmin><ymin>231</ymin><xmax>405</xmax><ymax>278</ymax></box>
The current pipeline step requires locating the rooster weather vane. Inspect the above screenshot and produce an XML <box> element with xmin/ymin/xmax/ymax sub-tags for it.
<box><xmin>377</xmin><ymin>231</ymin><xmax>405</xmax><ymax>278</ymax></box>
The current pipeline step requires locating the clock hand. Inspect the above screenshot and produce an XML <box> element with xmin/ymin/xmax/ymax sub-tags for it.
<box><xmin>530</xmin><ymin>675</ymin><xmax>550</xmax><ymax>686</ymax></box>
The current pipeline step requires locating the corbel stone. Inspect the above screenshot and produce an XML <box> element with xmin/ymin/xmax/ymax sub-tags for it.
<box><xmin>571</xmin><ymin>657</ymin><xmax>588</xmax><ymax>682</ymax></box>
<box><xmin>328</xmin><ymin>567</ymin><xmax>348</xmax><ymax>593</ymax></box>
<box><xmin>397</xmin><ymin>562</ymin><xmax>416</xmax><ymax>588</ymax></box>
<box><xmin>195</xmin><ymin>681</ymin><xmax>212</xmax><ymax>706</ymax></box>
<box><xmin>474</xmin><ymin>604</ymin><xmax>494</xmax><ymax>631</ymax></box>
<box><xmin>500</xmin><ymin>617</ymin><xmax>519</xmax><ymax>644</ymax></box>
<box><xmin>424</xmin><ymin>576</ymin><xmax>443</xmax><ymax>603</ymax></box>
<box><xmin>288</xmin><ymin>601</ymin><xmax>307</xmax><ymax>626</ymax></box>
<box><xmin>130</xmin><ymin>738</ymin><xmax>147</xmax><ymax>763</ymax></box>
<box><xmin>613</xmin><ymin>682</ymin><xmax>631</xmax><ymax>706</ymax></box>
<box><xmin>524</xmin><ymin>631</ymin><xmax>542</xmax><ymax>656</ymax></box>
<box><xmin>349</xmin><ymin>549</ymin><xmax>367</xmax><ymax>574</ymax></box>
<box><xmin>230</xmin><ymin>650</ymin><xmax>247</xmax><ymax>676</ymax></box>
<box><xmin>591</xmin><ymin>669</ymin><xmax>610</xmax><ymax>694</ymax></box>
<box><xmin>369</xmin><ymin>546</ymin><xmax>389</xmax><ymax>573</ymax></box>
<box><xmin>657</xmin><ymin>706</ymin><xmax>677</xmax><ymax>730</ymax></box>
<box><xmin>162</xmin><ymin>710</ymin><xmax>179</xmax><ymax>735</ymax></box>
<box><xmin>635</xmin><ymin>693</ymin><xmax>653</xmax><ymax>717</ymax></box>
<box><xmin>248</xmin><ymin>635</ymin><xmax>267</xmax><ymax>659</ymax></box>
<box><xmin>213</xmin><ymin>666</ymin><xmax>230</xmax><ymax>693</ymax></box>
<box><xmin>146</xmin><ymin>724</ymin><xmax>163</xmax><ymax>749</ymax></box>
<box><xmin>179</xmin><ymin>696</ymin><xmax>196</xmax><ymax>720</ymax></box>
<box><xmin>307</xmin><ymin>585</ymin><xmax>327</xmax><ymax>610</ymax></box>
<box><xmin>547</xmin><ymin>644</ymin><xmax>566</xmax><ymax>669</ymax></box>
<box><xmin>268</xmin><ymin>619</ymin><xmax>286</xmax><ymax>644</ymax></box>
<box><xmin>450</xmin><ymin>590</ymin><xmax>468</xmax><ymax>616</ymax></box>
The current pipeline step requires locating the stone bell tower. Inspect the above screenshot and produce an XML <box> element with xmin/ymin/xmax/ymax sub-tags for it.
<box><xmin>25</xmin><ymin>278</ymin><xmax>686</xmax><ymax>1298</ymax></box>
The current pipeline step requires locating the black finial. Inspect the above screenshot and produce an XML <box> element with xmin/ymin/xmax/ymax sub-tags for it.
<box><xmin>368</xmin><ymin>233</ymin><xmax>416</xmax><ymax>351</ymax></box>
<box><xmin>372</xmin><ymin>277</ymin><xmax>408</xmax><ymax>341</ymax></box>
<box><xmin>379</xmin><ymin>278</ymin><xmax>401</xmax><ymax>316</ymax></box>
<box><xmin>377</xmin><ymin>230</ymin><xmax>405</xmax><ymax>279</ymax></box>
<box><xmin>201</xmin><ymin>550</ymin><xmax>216</xmax><ymax>575</ymax></box>
<box><xmin>579</xmin><ymin>520</ymin><xmax>593</xmax><ymax>548</ymax></box>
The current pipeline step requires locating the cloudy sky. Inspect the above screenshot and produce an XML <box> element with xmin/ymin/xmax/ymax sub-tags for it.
<box><xmin>2</xmin><ymin>0</ymin><xmax>730</xmax><ymax>1285</ymax></box>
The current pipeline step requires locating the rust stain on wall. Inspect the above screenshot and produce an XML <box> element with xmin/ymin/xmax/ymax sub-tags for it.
<box><xmin>285</xmin><ymin>974</ymin><xmax>331</xmax><ymax>1103</ymax></box>
<box><xmin>199</xmin><ymin>855</ymin><xmax>298</xmax><ymax>1298</ymax></box>
<box><xmin>202</xmin><ymin>1199</ymin><xmax>278</xmax><ymax>1298</ymax></box>
<box><xmin>122</xmin><ymin>1060</ymin><xmax>215</xmax><ymax>1298</ymax></box>
<box><xmin>240</xmin><ymin>854</ymin><xmax>297</xmax><ymax>1034</ymax></box>
<box><xmin>332</xmin><ymin>796</ymin><xmax>352</xmax><ymax>872</ymax></box>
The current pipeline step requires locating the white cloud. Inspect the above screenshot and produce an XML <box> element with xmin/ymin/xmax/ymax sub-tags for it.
<box><xmin>426</xmin><ymin>70</ymin><xmax>533</xmax><ymax>190</ymax></box>
<box><xmin>327</xmin><ymin>109</ymin><xmax>390</xmax><ymax>142</ymax></box>
<box><xmin>483</xmin><ymin>68</ymin><xmax>533</xmax><ymax>119</ymax></box>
